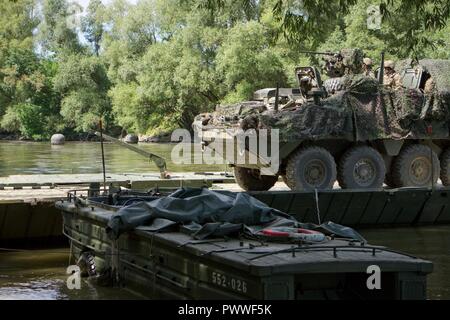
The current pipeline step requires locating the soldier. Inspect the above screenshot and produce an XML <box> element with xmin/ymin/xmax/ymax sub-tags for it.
<box><xmin>383</xmin><ymin>60</ymin><xmax>402</xmax><ymax>89</ymax></box>
<box><xmin>362</xmin><ymin>57</ymin><xmax>374</xmax><ymax>77</ymax></box>
<box><xmin>424</xmin><ymin>76</ymin><xmax>435</xmax><ymax>94</ymax></box>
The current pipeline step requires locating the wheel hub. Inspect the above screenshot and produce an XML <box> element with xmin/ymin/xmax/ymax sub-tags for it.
<box><xmin>304</xmin><ymin>160</ymin><xmax>326</xmax><ymax>186</ymax></box>
<box><xmin>353</xmin><ymin>158</ymin><xmax>376</xmax><ymax>186</ymax></box>
<box><xmin>409</xmin><ymin>157</ymin><xmax>431</xmax><ymax>184</ymax></box>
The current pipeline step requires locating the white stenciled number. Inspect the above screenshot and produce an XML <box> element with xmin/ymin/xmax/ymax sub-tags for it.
<box><xmin>212</xmin><ymin>272</ymin><xmax>227</xmax><ymax>287</ymax></box>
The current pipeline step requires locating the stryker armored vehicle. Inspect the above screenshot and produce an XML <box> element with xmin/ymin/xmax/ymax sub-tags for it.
<box><xmin>193</xmin><ymin>49</ymin><xmax>450</xmax><ymax>191</ymax></box>
<box><xmin>57</xmin><ymin>188</ymin><xmax>433</xmax><ymax>300</ymax></box>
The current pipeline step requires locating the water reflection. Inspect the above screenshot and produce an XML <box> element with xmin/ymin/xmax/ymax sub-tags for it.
<box><xmin>0</xmin><ymin>141</ymin><xmax>226</xmax><ymax>176</ymax></box>
<box><xmin>362</xmin><ymin>225</ymin><xmax>450</xmax><ymax>300</ymax></box>
<box><xmin>0</xmin><ymin>249</ymin><xmax>143</xmax><ymax>300</ymax></box>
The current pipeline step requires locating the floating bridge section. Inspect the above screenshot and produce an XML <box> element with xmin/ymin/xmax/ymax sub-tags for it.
<box><xmin>0</xmin><ymin>172</ymin><xmax>449</xmax><ymax>245</ymax></box>
<box><xmin>0</xmin><ymin>172</ymin><xmax>234</xmax><ymax>245</ymax></box>
<box><xmin>251</xmin><ymin>187</ymin><xmax>450</xmax><ymax>227</ymax></box>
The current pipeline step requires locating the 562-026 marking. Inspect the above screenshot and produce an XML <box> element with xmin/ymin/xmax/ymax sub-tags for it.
<box><xmin>211</xmin><ymin>271</ymin><xmax>247</xmax><ymax>293</ymax></box>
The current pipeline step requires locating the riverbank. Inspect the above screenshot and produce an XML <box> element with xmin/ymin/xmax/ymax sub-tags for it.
<box><xmin>0</xmin><ymin>131</ymin><xmax>175</xmax><ymax>143</ymax></box>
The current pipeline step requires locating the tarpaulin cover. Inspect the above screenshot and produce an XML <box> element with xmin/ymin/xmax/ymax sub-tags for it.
<box><xmin>106</xmin><ymin>188</ymin><xmax>365</xmax><ymax>242</ymax></box>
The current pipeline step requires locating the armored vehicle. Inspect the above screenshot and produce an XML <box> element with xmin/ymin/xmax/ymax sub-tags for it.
<box><xmin>194</xmin><ymin>50</ymin><xmax>450</xmax><ymax>191</ymax></box>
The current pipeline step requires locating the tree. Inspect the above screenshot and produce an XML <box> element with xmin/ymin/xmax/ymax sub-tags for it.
<box><xmin>216</xmin><ymin>21</ymin><xmax>287</xmax><ymax>103</ymax></box>
<box><xmin>54</xmin><ymin>54</ymin><xmax>111</xmax><ymax>132</ymax></box>
<box><xmin>207</xmin><ymin>0</ymin><xmax>449</xmax><ymax>55</ymax></box>
<box><xmin>319</xmin><ymin>0</ymin><xmax>450</xmax><ymax>62</ymax></box>
<box><xmin>39</xmin><ymin>0</ymin><xmax>83</xmax><ymax>54</ymax></box>
<box><xmin>82</xmin><ymin>0</ymin><xmax>105</xmax><ymax>56</ymax></box>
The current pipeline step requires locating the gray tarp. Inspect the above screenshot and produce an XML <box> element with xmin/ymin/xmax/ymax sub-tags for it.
<box><xmin>106</xmin><ymin>188</ymin><xmax>365</xmax><ymax>242</ymax></box>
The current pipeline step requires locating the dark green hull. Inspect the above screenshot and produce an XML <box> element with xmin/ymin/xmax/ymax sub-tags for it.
<box><xmin>57</xmin><ymin>193</ymin><xmax>433</xmax><ymax>300</ymax></box>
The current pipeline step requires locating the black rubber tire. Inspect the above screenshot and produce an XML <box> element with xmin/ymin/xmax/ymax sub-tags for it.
<box><xmin>392</xmin><ymin>144</ymin><xmax>440</xmax><ymax>187</ymax></box>
<box><xmin>233</xmin><ymin>166</ymin><xmax>278</xmax><ymax>191</ymax></box>
<box><xmin>440</xmin><ymin>148</ymin><xmax>450</xmax><ymax>186</ymax></box>
<box><xmin>285</xmin><ymin>147</ymin><xmax>337</xmax><ymax>190</ymax></box>
<box><xmin>77</xmin><ymin>251</ymin><xmax>97</xmax><ymax>277</ymax></box>
<box><xmin>338</xmin><ymin>146</ymin><xmax>386</xmax><ymax>189</ymax></box>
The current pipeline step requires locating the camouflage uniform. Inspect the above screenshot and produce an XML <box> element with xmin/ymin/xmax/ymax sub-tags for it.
<box><xmin>383</xmin><ymin>60</ymin><xmax>402</xmax><ymax>89</ymax></box>
<box><xmin>424</xmin><ymin>77</ymin><xmax>435</xmax><ymax>94</ymax></box>
<box><xmin>323</xmin><ymin>48</ymin><xmax>365</xmax><ymax>94</ymax></box>
<box><xmin>362</xmin><ymin>57</ymin><xmax>375</xmax><ymax>77</ymax></box>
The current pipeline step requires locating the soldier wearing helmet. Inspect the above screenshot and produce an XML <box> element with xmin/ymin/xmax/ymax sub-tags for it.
<box><xmin>362</xmin><ymin>57</ymin><xmax>374</xmax><ymax>77</ymax></box>
<box><xmin>383</xmin><ymin>60</ymin><xmax>402</xmax><ymax>89</ymax></box>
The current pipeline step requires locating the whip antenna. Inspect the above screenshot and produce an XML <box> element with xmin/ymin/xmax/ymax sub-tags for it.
<box><xmin>99</xmin><ymin>119</ymin><xmax>107</xmax><ymax>194</ymax></box>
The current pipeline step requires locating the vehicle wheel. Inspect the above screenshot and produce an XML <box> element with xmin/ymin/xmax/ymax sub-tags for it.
<box><xmin>285</xmin><ymin>147</ymin><xmax>337</xmax><ymax>190</ymax></box>
<box><xmin>338</xmin><ymin>146</ymin><xmax>386</xmax><ymax>189</ymax></box>
<box><xmin>440</xmin><ymin>148</ymin><xmax>450</xmax><ymax>186</ymax></box>
<box><xmin>77</xmin><ymin>251</ymin><xmax>97</xmax><ymax>277</ymax></box>
<box><xmin>233</xmin><ymin>166</ymin><xmax>278</xmax><ymax>191</ymax></box>
<box><xmin>392</xmin><ymin>144</ymin><xmax>440</xmax><ymax>187</ymax></box>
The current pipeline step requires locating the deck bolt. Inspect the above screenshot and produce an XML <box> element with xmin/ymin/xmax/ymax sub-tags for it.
<box><xmin>372</xmin><ymin>248</ymin><xmax>376</xmax><ymax>256</ymax></box>
<box><xmin>333</xmin><ymin>247</ymin><xmax>337</xmax><ymax>258</ymax></box>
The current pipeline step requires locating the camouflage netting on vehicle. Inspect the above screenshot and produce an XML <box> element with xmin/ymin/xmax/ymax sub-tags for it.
<box><xmin>420</xmin><ymin>59</ymin><xmax>450</xmax><ymax>93</ymax></box>
<box><xmin>197</xmin><ymin>71</ymin><xmax>449</xmax><ymax>142</ymax></box>
<box><xmin>257</xmin><ymin>97</ymin><xmax>352</xmax><ymax>141</ymax></box>
<box><xmin>420</xmin><ymin>59</ymin><xmax>450</xmax><ymax>122</ymax></box>
<box><xmin>340</xmin><ymin>48</ymin><xmax>365</xmax><ymax>75</ymax></box>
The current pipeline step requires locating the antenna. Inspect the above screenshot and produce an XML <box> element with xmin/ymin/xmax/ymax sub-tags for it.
<box><xmin>274</xmin><ymin>83</ymin><xmax>279</xmax><ymax>112</ymax></box>
<box><xmin>378</xmin><ymin>51</ymin><xmax>385</xmax><ymax>84</ymax></box>
<box><xmin>98</xmin><ymin>119</ymin><xmax>107</xmax><ymax>194</ymax></box>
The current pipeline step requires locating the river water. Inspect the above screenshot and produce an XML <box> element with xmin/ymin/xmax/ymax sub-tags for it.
<box><xmin>0</xmin><ymin>141</ymin><xmax>449</xmax><ymax>299</ymax></box>
<box><xmin>0</xmin><ymin>141</ymin><xmax>224</xmax><ymax>176</ymax></box>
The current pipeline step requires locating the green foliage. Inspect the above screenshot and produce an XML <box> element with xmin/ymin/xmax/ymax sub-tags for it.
<box><xmin>0</xmin><ymin>0</ymin><xmax>450</xmax><ymax>140</ymax></box>
<box><xmin>82</xmin><ymin>0</ymin><xmax>105</xmax><ymax>55</ymax></box>
<box><xmin>39</xmin><ymin>0</ymin><xmax>84</xmax><ymax>54</ymax></box>
<box><xmin>1</xmin><ymin>103</ymin><xmax>49</xmax><ymax>140</ymax></box>
<box><xmin>217</xmin><ymin>21</ymin><xmax>286</xmax><ymax>103</ymax></box>
<box><xmin>54</xmin><ymin>54</ymin><xmax>111</xmax><ymax>132</ymax></box>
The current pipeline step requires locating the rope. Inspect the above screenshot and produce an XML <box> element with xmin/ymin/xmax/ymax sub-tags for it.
<box><xmin>68</xmin><ymin>239</ymin><xmax>73</xmax><ymax>265</ymax></box>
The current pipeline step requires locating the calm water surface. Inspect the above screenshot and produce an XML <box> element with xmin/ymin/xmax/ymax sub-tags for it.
<box><xmin>0</xmin><ymin>142</ymin><xmax>449</xmax><ymax>299</ymax></box>
<box><xmin>0</xmin><ymin>141</ymin><xmax>225</xmax><ymax>176</ymax></box>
